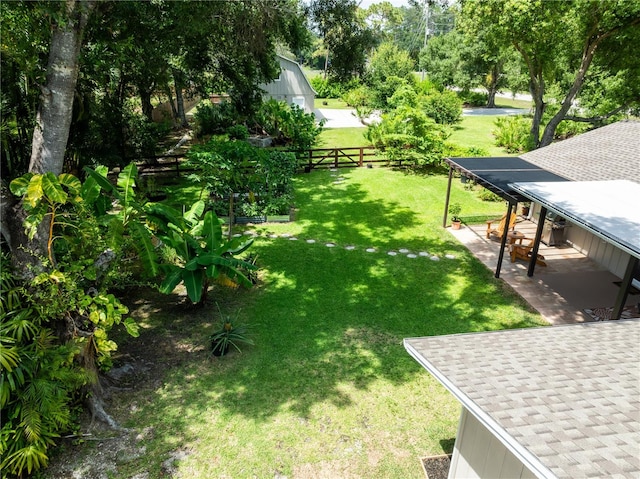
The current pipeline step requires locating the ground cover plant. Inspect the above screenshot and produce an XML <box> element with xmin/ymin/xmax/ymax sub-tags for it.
<box><xmin>42</xmin><ymin>167</ymin><xmax>546</xmax><ymax>479</ymax></box>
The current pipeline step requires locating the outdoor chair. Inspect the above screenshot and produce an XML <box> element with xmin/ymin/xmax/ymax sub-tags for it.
<box><xmin>486</xmin><ymin>213</ymin><xmax>517</xmax><ymax>240</ymax></box>
<box><xmin>510</xmin><ymin>238</ymin><xmax>547</xmax><ymax>266</ymax></box>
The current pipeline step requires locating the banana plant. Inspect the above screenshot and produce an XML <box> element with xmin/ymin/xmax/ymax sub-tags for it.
<box><xmin>83</xmin><ymin>163</ymin><xmax>161</xmax><ymax>278</ymax></box>
<box><xmin>155</xmin><ymin>200</ymin><xmax>256</xmax><ymax>305</ymax></box>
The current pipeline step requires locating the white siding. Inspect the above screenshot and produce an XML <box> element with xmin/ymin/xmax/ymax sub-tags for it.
<box><xmin>531</xmin><ymin>202</ymin><xmax>632</xmax><ymax>278</ymax></box>
<box><xmin>261</xmin><ymin>56</ymin><xmax>315</xmax><ymax>114</ymax></box>
<box><xmin>448</xmin><ymin>409</ymin><xmax>536</xmax><ymax>479</ymax></box>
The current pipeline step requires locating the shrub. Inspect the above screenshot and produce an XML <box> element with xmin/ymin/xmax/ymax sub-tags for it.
<box><xmin>342</xmin><ymin>85</ymin><xmax>371</xmax><ymax>108</ymax></box>
<box><xmin>458</xmin><ymin>90</ymin><xmax>488</xmax><ymax>107</ymax></box>
<box><xmin>124</xmin><ymin>111</ymin><xmax>171</xmax><ymax>159</ymax></box>
<box><xmin>493</xmin><ymin>116</ymin><xmax>535</xmax><ymax>153</ymax></box>
<box><xmin>194</xmin><ymin>100</ymin><xmax>237</xmax><ymax>136</ymax></box>
<box><xmin>422</xmin><ymin>90</ymin><xmax>463</xmax><ymax>124</ymax></box>
<box><xmin>365</xmin><ymin>105</ymin><xmax>450</xmax><ymax>167</ymax></box>
<box><xmin>226</xmin><ymin>124</ymin><xmax>249</xmax><ymax>140</ymax></box>
<box><xmin>254</xmin><ymin>100</ymin><xmax>323</xmax><ymax>151</ymax></box>
<box><xmin>310</xmin><ymin>77</ymin><xmax>340</xmax><ymax>99</ymax></box>
<box><xmin>478</xmin><ymin>188</ymin><xmax>503</xmax><ymax>202</ymax></box>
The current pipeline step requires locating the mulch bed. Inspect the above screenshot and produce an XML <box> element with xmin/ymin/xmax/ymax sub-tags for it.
<box><xmin>421</xmin><ymin>454</ymin><xmax>451</xmax><ymax>479</ymax></box>
<box><xmin>584</xmin><ymin>305</ymin><xmax>639</xmax><ymax>321</ymax></box>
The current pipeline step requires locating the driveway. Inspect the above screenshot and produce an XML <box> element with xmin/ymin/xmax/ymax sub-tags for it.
<box><xmin>315</xmin><ymin>105</ymin><xmax>529</xmax><ymax>128</ymax></box>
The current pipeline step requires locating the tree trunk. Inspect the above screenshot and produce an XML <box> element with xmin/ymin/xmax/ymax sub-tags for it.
<box><xmin>29</xmin><ymin>0</ymin><xmax>94</xmax><ymax>176</ymax></box>
<box><xmin>164</xmin><ymin>84</ymin><xmax>179</xmax><ymax>126</ymax></box>
<box><xmin>139</xmin><ymin>86</ymin><xmax>154</xmax><ymax>121</ymax></box>
<box><xmin>539</xmin><ymin>39</ymin><xmax>600</xmax><ymax>147</ymax></box>
<box><xmin>486</xmin><ymin>65</ymin><xmax>500</xmax><ymax>108</ymax></box>
<box><xmin>172</xmin><ymin>70</ymin><xmax>189</xmax><ymax>128</ymax></box>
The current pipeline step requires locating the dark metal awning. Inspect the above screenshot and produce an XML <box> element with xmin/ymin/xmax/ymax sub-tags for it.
<box><xmin>444</xmin><ymin>157</ymin><xmax>569</xmax><ymax>204</ymax></box>
<box><xmin>442</xmin><ymin>157</ymin><xmax>570</xmax><ymax>279</ymax></box>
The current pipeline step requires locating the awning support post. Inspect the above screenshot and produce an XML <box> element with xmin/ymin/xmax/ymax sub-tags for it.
<box><xmin>527</xmin><ymin>206</ymin><xmax>547</xmax><ymax>277</ymax></box>
<box><xmin>443</xmin><ymin>166</ymin><xmax>453</xmax><ymax>228</ymax></box>
<box><xmin>612</xmin><ymin>256</ymin><xmax>639</xmax><ymax>320</ymax></box>
<box><xmin>494</xmin><ymin>202</ymin><xmax>515</xmax><ymax>278</ymax></box>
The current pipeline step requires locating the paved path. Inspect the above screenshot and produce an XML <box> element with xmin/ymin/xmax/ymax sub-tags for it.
<box><xmin>315</xmin><ymin>105</ymin><xmax>529</xmax><ymax>128</ymax></box>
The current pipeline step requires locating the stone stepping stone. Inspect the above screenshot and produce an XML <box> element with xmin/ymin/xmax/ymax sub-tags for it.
<box><xmin>325</xmin><ymin>243</ymin><xmax>336</xmax><ymax>247</ymax></box>
<box><xmin>289</xmin><ymin>237</ymin><xmax>298</xmax><ymax>241</ymax></box>
<box><xmin>366</xmin><ymin>248</ymin><xmax>376</xmax><ymax>253</ymax></box>
<box><xmin>387</xmin><ymin>251</ymin><xmax>398</xmax><ymax>256</ymax></box>
<box><xmin>407</xmin><ymin>254</ymin><xmax>417</xmax><ymax>258</ymax></box>
<box><xmin>233</xmin><ymin>233</ymin><xmax>243</xmax><ymax>238</ymax></box>
<box><xmin>430</xmin><ymin>255</ymin><xmax>440</xmax><ymax>261</ymax></box>
<box><xmin>399</xmin><ymin>248</ymin><xmax>410</xmax><ymax>254</ymax></box>
<box><xmin>419</xmin><ymin>252</ymin><xmax>430</xmax><ymax>257</ymax></box>
<box><xmin>280</xmin><ymin>233</ymin><xmax>291</xmax><ymax>238</ymax></box>
<box><xmin>269</xmin><ymin>234</ymin><xmax>279</xmax><ymax>239</ymax></box>
<box><xmin>306</xmin><ymin>239</ymin><xmax>316</xmax><ymax>244</ymax></box>
<box><xmin>445</xmin><ymin>254</ymin><xmax>456</xmax><ymax>259</ymax></box>
<box><xmin>345</xmin><ymin>245</ymin><xmax>355</xmax><ymax>250</ymax></box>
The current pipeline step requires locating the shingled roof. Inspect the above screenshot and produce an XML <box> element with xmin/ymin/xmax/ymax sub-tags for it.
<box><xmin>521</xmin><ymin>120</ymin><xmax>640</xmax><ymax>184</ymax></box>
<box><xmin>404</xmin><ymin>320</ymin><xmax>640</xmax><ymax>479</ymax></box>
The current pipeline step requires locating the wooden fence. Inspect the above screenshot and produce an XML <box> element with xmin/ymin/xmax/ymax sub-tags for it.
<box><xmin>111</xmin><ymin>146</ymin><xmax>400</xmax><ymax>179</ymax></box>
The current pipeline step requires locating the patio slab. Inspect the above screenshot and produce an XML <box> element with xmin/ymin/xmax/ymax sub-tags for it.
<box><xmin>448</xmin><ymin>218</ymin><xmax>640</xmax><ymax>325</ymax></box>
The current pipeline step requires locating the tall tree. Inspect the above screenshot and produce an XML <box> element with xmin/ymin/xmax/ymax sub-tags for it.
<box><xmin>309</xmin><ymin>0</ymin><xmax>376</xmax><ymax>81</ymax></box>
<box><xmin>460</xmin><ymin>0</ymin><xmax>640</xmax><ymax>148</ymax></box>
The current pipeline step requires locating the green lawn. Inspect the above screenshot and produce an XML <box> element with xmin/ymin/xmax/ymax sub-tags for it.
<box><xmin>317</xmin><ymin>127</ymin><xmax>370</xmax><ymax>149</ymax></box>
<box><xmin>449</xmin><ymin>115</ymin><xmax>513</xmax><ymax>157</ymax></box>
<box><xmin>111</xmin><ymin>168</ymin><xmax>545</xmax><ymax>479</ymax></box>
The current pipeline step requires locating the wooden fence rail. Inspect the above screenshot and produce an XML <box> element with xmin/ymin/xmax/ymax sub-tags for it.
<box><xmin>112</xmin><ymin>146</ymin><xmax>396</xmax><ymax>178</ymax></box>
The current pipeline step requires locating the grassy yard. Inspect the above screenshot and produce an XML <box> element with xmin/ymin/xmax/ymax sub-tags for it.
<box><xmin>317</xmin><ymin>127</ymin><xmax>370</xmax><ymax>149</ymax></box>
<box><xmin>449</xmin><ymin>115</ymin><xmax>513</xmax><ymax>157</ymax></box>
<box><xmin>96</xmin><ymin>168</ymin><xmax>545</xmax><ymax>479</ymax></box>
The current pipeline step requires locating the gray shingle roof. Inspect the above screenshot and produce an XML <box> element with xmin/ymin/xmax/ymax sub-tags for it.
<box><xmin>521</xmin><ymin>120</ymin><xmax>640</xmax><ymax>183</ymax></box>
<box><xmin>404</xmin><ymin>320</ymin><xmax>640</xmax><ymax>479</ymax></box>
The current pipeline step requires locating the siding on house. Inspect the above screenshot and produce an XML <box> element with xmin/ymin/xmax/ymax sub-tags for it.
<box><xmin>260</xmin><ymin>55</ymin><xmax>316</xmax><ymax>114</ymax></box>
<box><xmin>521</xmin><ymin>120</ymin><xmax>640</xmax><ymax>278</ymax></box>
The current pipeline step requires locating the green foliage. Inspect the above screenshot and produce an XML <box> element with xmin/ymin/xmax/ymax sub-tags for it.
<box><xmin>156</xmin><ymin>202</ymin><xmax>256</xmax><ymax>305</ymax></box>
<box><xmin>422</xmin><ymin>90</ymin><xmax>463</xmax><ymax>125</ymax></box>
<box><xmin>478</xmin><ymin>188</ymin><xmax>502</xmax><ymax>202</ymax></box>
<box><xmin>186</xmin><ymin>139</ymin><xmax>297</xmax><ymax>217</ymax></box>
<box><xmin>194</xmin><ymin>101</ymin><xmax>238</xmax><ymax>137</ymax></box>
<box><xmin>209</xmin><ymin>307</ymin><xmax>253</xmax><ymax>356</ymax></box>
<box><xmin>341</xmin><ymin>85</ymin><xmax>371</xmax><ymax>108</ymax></box>
<box><xmin>492</xmin><ymin>116</ymin><xmax>535</xmax><ymax>153</ymax></box>
<box><xmin>310</xmin><ymin>77</ymin><xmax>340</xmax><ymax>99</ymax></box>
<box><xmin>226</xmin><ymin>124</ymin><xmax>249</xmax><ymax>141</ymax></box>
<box><xmin>254</xmin><ymin>99</ymin><xmax>323</xmax><ymax>151</ymax></box>
<box><xmin>365</xmin><ymin>106</ymin><xmax>449</xmax><ymax>166</ymax></box>
<box><xmin>448</xmin><ymin>202</ymin><xmax>462</xmax><ymax>221</ymax></box>
<box><xmin>458</xmin><ymin>91</ymin><xmax>488</xmax><ymax>107</ymax></box>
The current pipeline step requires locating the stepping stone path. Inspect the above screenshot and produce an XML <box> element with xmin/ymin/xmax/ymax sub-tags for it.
<box><xmin>231</xmin><ymin>230</ymin><xmax>459</xmax><ymax>263</ymax></box>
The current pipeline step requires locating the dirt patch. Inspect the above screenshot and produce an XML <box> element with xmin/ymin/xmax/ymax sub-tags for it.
<box><xmin>42</xmin><ymin>287</ymin><xmax>206</xmax><ymax>479</ymax></box>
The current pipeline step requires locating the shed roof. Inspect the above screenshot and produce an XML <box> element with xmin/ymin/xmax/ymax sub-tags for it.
<box><xmin>444</xmin><ymin>156</ymin><xmax>568</xmax><ymax>204</ymax></box>
<box><xmin>404</xmin><ymin>320</ymin><xmax>640</xmax><ymax>479</ymax></box>
<box><xmin>521</xmin><ymin>120</ymin><xmax>640</xmax><ymax>184</ymax></box>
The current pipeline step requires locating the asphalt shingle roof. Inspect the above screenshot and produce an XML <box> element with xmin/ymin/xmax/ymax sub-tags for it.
<box><xmin>521</xmin><ymin>120</ymin><xmax>640</xmax><ymax>184</ymax></box>
<box><xmin>404</xmin><ymin>320</ymin><xmax>640</xmax><ymax>479</ymax></box>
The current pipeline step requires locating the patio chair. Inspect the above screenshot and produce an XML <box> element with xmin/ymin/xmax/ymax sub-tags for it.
<box><xmin>510</xmin><ymin>238</ymin><xmax>547</xmax><ymax>266</ymax></box>
<box><xmin>486</xmin><ymin>213</ymin><xmax>517</xmax><ymax>239</ymax></box>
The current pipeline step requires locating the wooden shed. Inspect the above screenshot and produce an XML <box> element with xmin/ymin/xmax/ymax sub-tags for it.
<box><xmin>260</xmin><ymin>55</ymin><xmax>316</xmax><ymax>114</ymax></box>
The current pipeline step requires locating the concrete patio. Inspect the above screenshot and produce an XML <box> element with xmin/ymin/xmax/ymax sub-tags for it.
<box><xmin>448</xmin><ymin>216</ymin><xmax>640</xmax><ymax>325</ymax></box>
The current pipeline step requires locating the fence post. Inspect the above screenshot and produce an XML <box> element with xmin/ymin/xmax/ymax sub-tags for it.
<box><xmin>309</xmin><ymin>149</ymin><xmax>313</xmax><ymax>171</ymax></box>
<box><xmin>359</xmin><ymin>148</ymin><xmax>364</xmax><ymax>167</ymax></box>
<box><xmin>334</xmin><ymin>149</ymin><xmax>338</xmax><ymax>168</ymax></box>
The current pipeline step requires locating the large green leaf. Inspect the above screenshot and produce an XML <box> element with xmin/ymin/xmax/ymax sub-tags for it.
<box><xmin>81</xmin><ymin>165</ymin><xmax>108</xmax><ymax>204</ymax></box>
<box><xmin>117</xmin><ymin>163</ymin><xmax>138</xmax><ymax>208</ymax></box>
<box><xmin>223</xmin><ymin>237</ymin><xmax>254</xmax><ymax>255</ymax></box>
<box><xmin>159</xmin><ymin>266</ymin><xmax>183</xmax><ymax>294</ymax></box>
<box><xmin>182</xmin><ymin>269</ymin><xmax>204</xmax><ymax>303</ymax></box>
<box><xmin>129</xmin><ymin>221</ymin><xmax>159</xmax><ymax>278</ymax></box>
<box><xmin>203</xmin><ymin>211</ymin><xmax>223</xmax><ymax>252</ymax></box>
<box><xmin>58</xmin><ymin>173</ymin><xmax>82</xmax><ymax>199</ymax></box>
<box><xmin>184</xmin><ymin>200</ymin><xmax>205</xmax><ymax>226</ymax></box>
<box><xmin>84</xmin><ymin>166</ymin><xmax>122</xmax><ymax>201</ymax></box>
<box><xmin>9</xmin><ymin>173</ymin><xmax>33</xmax><ymax>196</ymax></box>
<box><xmin>42</xmin><ymin>172</ymin><xmax>68</xmax><ymax>204</ymax></box>
<box><xmin>25</xmin><ymin>175</ymin><xmax>44</xmax><ymax>208</ymax></box>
